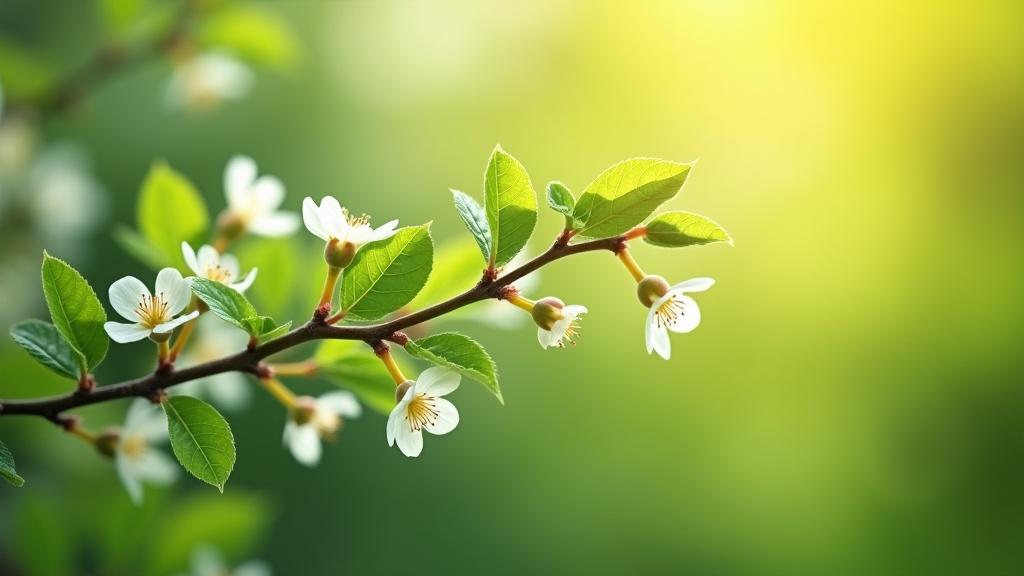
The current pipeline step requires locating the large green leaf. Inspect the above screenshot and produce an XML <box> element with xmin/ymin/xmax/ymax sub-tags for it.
<box><xmin>406</xmin><ymin>332</ymin><xmax>502</xmax><ymax>403</ymax></box>
<box><xmin>9</xmin><ymin>320</ymin><xmax>80</xmax><ymax>379</ymax></box>
<box><xmin>190</xmin><ymin>278</ymin><xmax>259</xmax><ymax>335</ymax></box>
<box><xmin>450</xmin><ymin>189</ymin><xmax>492</xmax><ymax>262</ymax></box>
<box><xmin>572</xmin><ymin>158</ymin><xmax>692</xmax><ymax>239</ymax></box>
<box><xmin>643</xmin><ymin>211</ymin><xmax>733</xmax><ymax>248</ymax></box>
<box><xmin>315</xmin><ymin>340</ymin><xmax>407</xmax><ymax>414</ymax></box>
<box><xmin>138</xmin><ymin>162</ymin><xmax>209</xmax><ymax>271</ymax></box>
<box><xmin>0</xmin><ymin>440</ymin><xmax>25</xmax><ymax>487</ymax></box>
<box><xmin>340</xmin><ymin>225</ymin><xmax>434</xmax><ymax>320</ymax></box>
<box><xmin>199</xmin><ymin>6</ymin><xmax>298</xmax><ymax>68</ymax></box>
<box><xmin>484</xmin><ymin>146</ymin><xmax>537</xmax><ymax>267</ymax></box>
<box><xmin>163</xmin><ymin>396</ymin><xmax>236</xmax><ymax>492</ymax></box>
<box><xmin>41</xmin><ymin>252</ymin><xmax>107</xmax><ymax>372</ymax></box>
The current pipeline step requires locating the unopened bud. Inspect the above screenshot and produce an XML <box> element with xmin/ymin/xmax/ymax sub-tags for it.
<box><xmin>292</xmin><ymin>396</ymin><xmax>317</xmax><ymax>425</ymax></box>
<box><xmin>531</xmin><ymin>297</ymin><xmax>565</xmax><ymax>330</ymax></box>
<box><xmin>324</xmin><ymin>239</ymin><xmax>357</xmax><ymax>268</ymax></box>
<box><xmin>96</xmin><ymin>428</ymin><xmax>120</xmax><ymax>459</ymax></box>
<box><xmin>637</xmin><ymin>275</ymin><xmax>670</xmax><ymax>307</ymax></box>
<box><xmin>395</xmin><ymin>380</ymin><xmax>414</xmax><ymax>403</ymax></box>
<box><xmin>216</xmin><ymin>210</ymin><xmax>246</xmax><ymax>242</ymax></box>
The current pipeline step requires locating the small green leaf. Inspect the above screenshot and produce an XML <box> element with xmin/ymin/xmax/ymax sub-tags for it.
<box><xmin>163</xmin><ymin>396</ymin><xmax>236</xmax><ymax>492</ymax></box>
<box><xmin>573</xmin><ymin>158</ymin><xmax>692</xmax><ymax>239</ymax></box>
<box><xmin>190</xmin><ymin>278</ymin><xmax>259</xmax><ymax>335</ymax></box>
<box><xmin>41</xmin><ymin>252</ymin><xmax>108</xmax><ymax>372</ymax></box>
<box><xmin>9</xmin><ymin>320</ymin><xmax>80</xmax><ymax>379</ymax></box>
<box><xmin>315</xmin><ymin>340</ymin><xmax>406</xmax><ymax>414</ymax></box>
<box><xmin>340</xmin><ymin>225</ymin><xmax>434</xmax><ymax>320</ymax></box>
<box><xmin>406</xmin><ymin>332</ymin><xmax>502</xmax><ymax>403</ymax></box>
<box><xmin>546</xmin><ymin>181</ymin><xmax>576</xmax><ymax>222</ymax></box>
<box><xmin>0</xmin><ymin>440</ymin><xmax>25</xmax><ymax>487</ymax></box>
<box><xmin>199</xmin><ymin>6</ymin><xmax>298</xmax><ymax>68</ymax></box>
<box><xmin>643</xmin><ymin>211</ymin><xmax>733</xmax><ymax>248</ymax></box>
<box><xmin>484</xmin><ymin>145</ymin><xmax>537</xmax><ymax>267</ymax></box>
<box><xmin>450</xmin><ymin>189</ymin><xmax>492</xmax><ymax>262</ymax></box>
<box><xmin>250</xmin><ymin>316</ymin><xmax>291</xmax><ymax>342</ymax></box>
<box><xmin>138</xmin><ymin>162</ymin><xmax>209</xmax><ymax>271</ymax></box>
<box><xmin>112</xmin><ymin>224</ymin><xmax>170</xmax><ymax>270</ymax></box>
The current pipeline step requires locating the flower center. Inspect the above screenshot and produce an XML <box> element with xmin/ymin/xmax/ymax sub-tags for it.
<box><xmin>556</xmin><ymin>319</ymin><xmax>582</xmax><ymax>347</ymax></box>
<box><xmin>405</xmin><ymin>393</ymin><xmax>439</xmax><ymax>432</ymax></box>
<box><xmin>120</xmin><ymin>435</ymin><xmax>147</xmax><ymax>460</ymax></box>
<box><xmin>343</xmin><ymin>208</ymin><xmax>371</xmax><ymax>230</ymax></box>
<box><xmin>204</xmin><ymin>264</ymin><xmax>232</xmax><ymax>283</ymax></box>
<box><xmin>654</xmin><ymin>295</ymin><xmax>687</xmax><ymax>329</ymax></box>
<box><xmin>136</xmin><ymin>292</ymin><xmax>171</xmax><ymax>328</ymax></box>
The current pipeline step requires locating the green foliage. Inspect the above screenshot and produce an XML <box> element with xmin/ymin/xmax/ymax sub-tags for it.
<box><xmin>1</xmin><ymin>440</ymin><xmax>25</xmax><ymax>487</ymax></box>
<box><xmin>0</xmin><ymin>39</ymin><xmax>55</xmax><ymax>100</ymax></box>
<box><xmin>255</xmin><ymin>317</ymin><xmax>292</xmax><ymax>342</ymax></box>
<box><xmin>234</xmin><ymin>238</ymin><xmax>297</xmax><ymax>318</ymax></box>
<box><xmin>406</xmin><ymin>332</ymin><xmax>502</xmax><ymax>403</ymax></box>
<box><xmin>12</xmin><ymin>495</ymin><xmax>72</xmax><ymax>576</ymax></box>
<box><xmin>573</xmin><ymin>158</ymin><xmax>692</xmax><ymax>238</ymax></box>
<box><xmin>484</xmin><ymin>145</ymin><xmax>537</xmax><ymax>267</ymax></box>
<box><xmin>546</xmin><ymin>181</ymin><xmax>577</xmax><ymax>228</ymax></box>
<box><xmin>643</xmin><ymin>211</ymin><xmax>733</xmax><ymax>248</ymax></box>
<box><xmin>163</xmin><ymin>396</ymin><xmax>236</xmax><ymax>492</ymax></box>
<box><xmin>9</xmin><ymin>320</ymin><xmax>80</xmax><ymax>380</ymax></box>
<box><xmin>340</xmin><ymin>225</ymin><xmax>434</xmax><ymax>320</ymax></box>
<box><xmin>111</xmin><ymin>224</ymin><xmax>170</xmax><ymax>270</ymax></box>
<box><xmin>100</xmin><ymin>0</ymin><xmax>145</xmax><ymax>31</ymax></box>
<box><xmin>40</xmin><ymin>252</ymin><xmax>107</xmax><ymax>373</ymax></box>
<box><xmin>315</xmin><ymin>340</ymin><xmax>407</xmax><ymax>414</ymax></box>
<box><xmin>190</xmin><ymin>278</ymin><xmax>280</xmax><ymax>339</ymax></box>
<box><xmin>138</xmin><ymin>161</ymin><xmax>209</xmax><ymax>271</ymax></box>
<box><xmin>407</xmin><ymin>237</ymin><xmax>483</xmax><ymax>309</ymax></box>
<box><xmin>451</xmin><ymin>189</ymin><xmax>492</xmax><ymax>262</ymax></box>
<box><xmin>199</xmin><ymin>6</ymin><xmax>298</xmax><ymax>68</ymax></box>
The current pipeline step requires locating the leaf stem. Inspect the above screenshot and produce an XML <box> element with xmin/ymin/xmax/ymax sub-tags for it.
<box><xmin>269</xmin><ymin>361</ymin><xmax>318</xmax><ymax>377</ymax></box>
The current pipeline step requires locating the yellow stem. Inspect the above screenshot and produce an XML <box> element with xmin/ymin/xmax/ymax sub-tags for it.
<box><xmin>168</xmin><ymin>307</ymin><xmax>199</xmax><ymax>361</ymax></box>
<box><xmin>506</xmin><ymin>293</ymin><xmax>536</xmax><ymax>313</ymax></box>
<box><xmin>379</xmin><ymin>349</ymin><xmax>407</xmax><ymax>385</ymax></box>
<box><xmin>157</xmin><ymin>340</ymin><xmax>170</xmax><ymax>363</ymax></box>
<box><xmin>261</xmin><ymin>377</ymin><xmax>297</xmax><ymax>408</ymax></box>
<box><xmin>318</xmin><ymin>266</ymin><xmax>342</xmax><ymax>309</ymax></box>
<box><xmin>617</xmin><ymin>248</ymin><xmax>646</xmax><ymax>283</ymax></box>
<box><xmin>269</xmin><ymin>361</ymin><xmax>318</xmax><ymax>377</ymax></box>
<box><xmin>68</xmin><ymin>425</ymin><xmax>97</xmax><ymax>445</ymax></box>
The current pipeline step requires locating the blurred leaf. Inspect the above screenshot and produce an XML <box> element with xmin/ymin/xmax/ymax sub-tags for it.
<box><xmin>0</xmin><ymin>40</ymin><xmax>55</xmax><ymax>100</ymax></box>
<box><xmin>146</xmin><ymin>492</ymin><xmax>270</xmax><ymax>576</ymax></box>
<box><xmin>643</xmin><ymin>211</ymin><xmax>733</xmax><ymax>248</ymax></box>
<box><xmin>234</xmin><ymin>238</ymin><xmax>296</xmax><ymax>318</ymax></box>
<box><xmin>190</xmin><ymin>278</ymin><xmax>260</xmax><ymax>335</ymax></box>
<box><xmin>199</xmin><ymin>6</ymin><xmax>298</xmax><ymax>68</ymax></box>
<box><xmin>407</xmin><ymin>236</ymin><xmax>483</xmax><ymax>309</ymax></box>
<box><xmin>41</xmin><ymin>251</ymin><xmax>107</xmax><ymax>372</ymax></box>
<box><xmin>450</xmin><ymin>189</ymin><xmax>492</xmax><ymax>262</ymax></box>
<box><xmin>138</xmin><ymin>161</ymin><xmax>209</xmax><ymax>271</ymax></box>
<box><xmin>112</xmin><ymin>224</ymin><xmax>170</xmax><ymax>270</ymax></box>
<box><xmin>406</xmin><ymin>332</ymin><xmax>502</xmax><ymax>403</ymax></box>
<box><xmin>484</xmin><ymin>145</ymin><xmax>537</xmax><ymax>267</ymax></box>
<box><xmin>100</xmin><ymin>0</ymin><xmax>145</xmax><ymax>31</ymax></box>
<box><xmin>163</xmin><ymin>396</ymin><xmax>236</xmax><ymax>492</ymax></box>
<box><xmin>9</xmin><ymin>320</ymin><xmax>80</xmax><ymax>379</ymax></box>
<box><xmin>0</xmin><ymin>440</ymin><xmax>25</xmax><ymax>487</ymax></box>
<box><xmin>315</xmin><ymin>340</ymin><xmax>404</xmax><ymax>414</ymax></box>
<box><xmin>13</xmin><ymin>495</ymin><xmax>72</xmax><ymax>576</ymax></box>
<box><xmin>573</xmin><ymin>159</ymin><xmax>691</xmax><ymax>238</ymax></box>
<box><xmin>340</xmin><ymin>225</ymin><xmax>434</xmax><ymax>320</ymax></box>
<box><xmin>546</xmin><ymin>181</ymin><xmax>577</xmax><ymax>227</ymax></box>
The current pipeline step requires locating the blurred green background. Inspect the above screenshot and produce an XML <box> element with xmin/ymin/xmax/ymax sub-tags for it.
<box><xmin>2</xmin><ymin>0</ymin><xmax>1023</xmax><ymax>574</ymax></box>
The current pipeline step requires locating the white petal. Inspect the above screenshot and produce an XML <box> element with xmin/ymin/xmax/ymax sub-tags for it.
<box><xmin>217</xmin><ymin>253</ymin><xmax>240</xmax><ymax>279</ymax></box>
<box><xmin>155</xmin><ymin>268</ymin><xmax>191</xmax><ymax>315</ymax></box>
<box><xmin>206</xmin><ymin>372</ymin><xmax>252</xmax><ymax>411</ymax></box>
<box><xmin>416</xmin><ymin>367</ymin><xmax>460</xmax><ymax>397</ymax></box>
<box><xmin>249</xmin><ymin>212</ymin><xmax>300</xmax><ymax>237</ymax></box>
<box><xmin>370</xmin><ymin>219</ymin><xmax>399</xmax><ymax>241</ymax></box>
<box><xmin>645</xmin><ymin>313</ymin><xmax>656</xmax><ymax>355</ymax></box>
<box><xmin>651</xmin><ymin>323</ymin><xmax>671</xmax><ymax>360</ymax></box>
<box><xmin>537</xmin><ymin>327</ymin><xmax>554</xmax><ymax>349</ymax></box>
<box><xmin>318</xmin><ymin>197</ymin><xmax>347</xmax><ymax>240</ymax></box>
<box><xmin>288</xmin><ymin>424</ymin><xmax>322</xmax><ymax>466</ymax></box>
<box><xmin>665</xmin><ymin>295</ymin><xmax>701</xmax><ymax>334</ymax></box>
<box><xmin>181</xmin><ymin>242</ymin><xmax>201</xmax><ymax>276</ymax></box>
<box><xmin>105</xmin><ymin>321</ymin><xmax>151</xmax><ymax>343</ymax></box>
<box><xmin>252</xmin><ymin>175</ymin><xmax>285</xmax><ymax>212</ymax></box>
<box><xmin>302</xmin><ymin>197</ymin><xmax>328</xmax><ymax>241</ymax></box>
<box><xmin>424</xmin><ymin>397</ymin><xmax>459</xmax><ymax>436</ymax></box>
<box><xmin>386</xmin><ymin>404</ymin><xmax>403</xmax><ymax>447</ymax></box>
<box><xmin>345</xmin><ymin>226</ymin><xmax>372</xmax><ymax>246</ymax></box>
<box><xmin>133</xmin><ymin>449</ymin><xmax>179</xmax><ymax>485</ymax></box>
<box><xmin>124</xmin><ymin>398</ymin><xmax>162</xmax><ymax>434</ymax></box>
<box><xmin>191</xmin><ymin>547</ymin><xmax>227</xmax><ymax>575</ymax></box>
<box><xmin>395</xmin><ymin>421</ymin><xmax>423</xmax><ymax>457</ymax></box>
<box><xmin>563</xmin><ymin>304</ymin><xmax>588</xmax><ymax>318</ymax></box>
<box><xmin>115</xmin><ymin>453</ymin><xmax>144</xmax><ymax>505</ymax></box>
<box><xmin>152</xmin><ymin>310</ymin><xmax>200</xmax><ymax>334</ymax></box>
<box><xmin>109</xmin><ymin>276</ymin><xmax>150</xmax><ymax>321</ymax></box>
<box><xmin>671</xmin><ymin>277</ymin><xmax>715</xmax><ymax>294</ymax></box>
<box><xmin>230</xmin><ymin>268</ymin><xmax>258</xmax><ymax>293</ymax></box>
<box><xmin>233</xmin><ymin>562</ymin><xmax>273</xmax><ymax>576</ymax></box>
<box><xmin>196</xmin><ymin>245</ymin><xmax>220</xmax><ymax>273</ymax></box>
<box><xmin>225</xmin><ymin>155</ymin><xmax>257</xmax><ymax>208</ymax></box>
<box><xmin>316</xmin><ymin>391</ymin><xmax>362</xmax><ymax>418</ymax></box>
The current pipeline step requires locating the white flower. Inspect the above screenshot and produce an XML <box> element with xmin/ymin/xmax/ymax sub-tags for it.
<box><xmin>645</xmin><ymin>277</ymin><xmax>714</xmax><ymax>360</ymax></box>
<box><xmin>536</xmin><ymin>302</ymin><xmax>588</xmax><ymax>349</ymax></box>
<box><xmin>283</xmin><ymin>391</ymin><xmax>361</xmax><ymax>467</ymax></box>
<box><xmin>181</xmin><ymin>242</ymin><xmax>257</xmax><ymax>293</ymax></box>
<box><xmin>222</xmin><ymin>155</ymin><xmax>300</xmax><ymax>238</ymax></box>
<box><xmin>165</xmin><ymin>52</ymin><xmax>253</xmax><ymax>112</ymax></box>
<box><xmin>302</xmin><ymin>195</ymin><xmax>398</xmax><ymax>247</ymax></box>
<box><xmin>114</xmin><ymin>399</ymin><xmax>179</xmax><ymax>505</ymax></box>
<box><xmin>178</xmin><ymin>546</ymin><xmax>271</xmax><ymax>576</ymax></box>
<box><xmin>175</xmin><ymin>316</ymin><xmax>252</xmax><ymax>411</ymax></box>
<box><xmin>387</xmin><ymin>367</ymin><xmax>460</xmax><ymax>458</ymax></box>
<box><xmin>104</xmin><ymin>268</ymin><xmax>200</xmax><ymax>343</ymax></box>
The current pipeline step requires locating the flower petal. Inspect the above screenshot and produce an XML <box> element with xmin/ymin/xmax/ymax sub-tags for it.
<box><xmin>563</xmin><ymin>304</ymin><xmax>588</xmax><ymax>318</ymax></box>
<box><xmin>249</xmin><ymin>212</ymin><xmax>300</xmax><ymax>237</ymax></box>
<box><xmin>196</xmin><ymin>245</ymin><xmax>220</xmax><ymax>273</ymax></box>
<box><xmin>252</xmin><ymin>175</ymin><xmax>285</xmax><ymax>212</ymax></box>
<box><xmin>181</xmin><ymin>242</ymin><xmax>201</xmax><ymax>276</ymax></box>
<box><xmin>225</xmin><ymin>155</ymin><xmax>257</xmax><ymax>208</ymax></box>
<box><xmin>370</xmin><ymin>219</ymin><xmax>399</xmax><ymax>241</ymax></box>
<box><xmin>424</xmin><ymin>397</ymin><xmax>459</xmax><ymax>436</ymax></box>
<box><xmin>230</xmin><ymin>268</ymin><xmax>258</xmax><ymax>293</ymax></box>
<box><xmin>152</xmin><ymin>310</ymin><xmax>200</xmax><ymax>334</ymax></box>
<box><xmin>537</xmin><ymin>327</ymin><xmax>555</xmax><ymax>349</ymax></box>
<box><xmin>386</xmin><ymin>404</ymin><xmax>403</xmax><ymax>447</ymax></box>
<box><xmin>395</xmin><ymin>421</ymin><xmax>423</xmax><ymax>457</ymax></box>
<box><xmin>124</xmin><ymin>398</ymin><xmax>162</xmax><ymax>435</ymax></box>
<box><xmin>302</xmin><ymin>197</ymin><xmax>328</xmax><ymax>241</ymax></box>
<box><xmin>105</xmin><ymin>321</ymin><xmax>151</xmax><ymax>343</ymax></box>
<box><xmin>416</xmin><ymin>367</ymin><xmax>460</xmax><ymax>397</ymax></box>
<box><xmin>665</xmin><ymin>295</ymin><xmax>701</xmax><ymax>333</ymax></box>
<box><xmin>671</xmin><ymin>277</ymin><xmax>715</xmax><ymax>294</ymax></box>
<box><xmin>316</xmin><ymin>391</ymin><xmax>362</xmax><ymax>418</ymax></box>
<box><xmin>155</xmin><ymin>268</ymin><xmax>192</xmax><ymax>315</ymax></box>
<box><xmin>109</xmin><ymin>276</ymin><xmax>150</xmax><ymax>321</ymax></box>
<box><xmin>651</xmin><ymin>323</ymin><xmax>671</xmax><ymax>360</ymax></box>
<box><xmin>318</xmin><ymin>196</ymin><xmax>346</xmax><ymax>239</ymax></box>
<box><xmin>206</xmin><ymin>372</ymin><xmax>252</xmax><ymax>411</ymax></box>
<box><xmin>115</xmin><ymin>453</ymin><xmax>144</xmax><ymax>505</ymax></box>
<box><xmin>133</xmin><ymin>449</ymin><xmax>179</xmax><ymax>485</ymax></box>
<box><xmin>218</xmin><ymin>253</ymin><xmax>240</xmax><ymax>280</ymax></box>
<box><xmin>233</xmin><ymin>562</ymin><xmax>273</xmax><ymax>576</ymax></box>
<box><xmin>288</xmin><ymin>424</ymin><xmax>322</xmax><ymax>466</ymax></box>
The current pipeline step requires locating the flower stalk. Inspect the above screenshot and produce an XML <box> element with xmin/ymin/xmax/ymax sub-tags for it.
<box><xmin>260</xmin><ymin>377</ymin><xmax>297</xmax><ymax>409</ymax></box>
<box><xmin>617</xmin><ymin>247</ymin><xmax>646</xmax><ymax>283</ymax></box>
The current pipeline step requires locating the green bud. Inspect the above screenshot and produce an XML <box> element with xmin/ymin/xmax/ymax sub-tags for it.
<box><xmin>95</xmin><ymin>429</ymin><xmax>120</xmax><ymax>459</ymax></box>
<box><xmin>531</xmin><ymin>296</ymin><xmax>565</xmax><ymax>330</ymax></box>
<box><xmin>324</xmin><ymin>239</ymin><xmax>357</xmax><ymax>268</ymax></box>
<box><xmin>292</xmin><ymin>396</ymin><xmax>318</xmax><ymax>425</ymax></box>
<box><xmin>637</xmin><ymin>275</ymin><xmax>670</xmax><ymax>308</ymax></box>
<box><xmin>216</xmin><ymin>210</ymin><xmax>246</xmax><ymax>242</ymax></box>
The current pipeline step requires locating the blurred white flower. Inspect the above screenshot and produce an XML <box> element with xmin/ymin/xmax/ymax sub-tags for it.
<box><xmin>175</xmin><ymin>316</ymin><xmax>252</xmax><ymax>411</ymax></box>
<box><xmin>178</xmin><ymin>546</ymin><xmax>271</xmax><ymax>576</ymax></box>
<box><xmin>644</xmin><ymin>277</ymin><xmax>714</xmax><ymax>360</ymax></box>
<box><xmin>387</xmin><ymin>367</ymin><xmax>460</xmax><ymax>458</ymax></box>
<box><xmin>283</xmin><ymin>391</ymin><xmax>361</xmax><ymax>466</ymax></box>
<box><xmin>222</xmin><ymin>155</ymin><xmax>299</xmax><ymax>237</ymax></box>
<box><xmin>104</xmin><ymin>268</ymin><xmax>200</xmax><ymax>343</ymax></box>
<box><xmin>165</xmin><ymin>52</ymin><xmax>253</xmax><ymax>112</ymax></box>
<box><xmin>27</xmin><ymin>143</ymin><xmax>106</xmax><ymax>241</ymax></box>
<box><xmin>302</xmin><ymin>195</ymin><xmax>398</xmax><ymax>248</ymax></box>
<box><xmin>114</xmin><ymin>399</ymin><xmax>178</xmax><ymax>505</ymax></box>
<box><xmin>182</xmin><ymin>242</ymin><xmax>257</xmax><ymax>293</ymax></box>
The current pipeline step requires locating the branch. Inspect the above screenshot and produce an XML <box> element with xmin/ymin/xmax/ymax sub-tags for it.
<box><xmin>0</xmin><ymin>235</ymin><xmax>623</xmax><ymax>423</ymax></box>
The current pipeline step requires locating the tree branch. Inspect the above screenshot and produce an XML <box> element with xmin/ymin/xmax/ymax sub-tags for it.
<box><xmin>0</xmin><ymin>235</ymin><xmax>624</xmax><ymax>423</ymax></box>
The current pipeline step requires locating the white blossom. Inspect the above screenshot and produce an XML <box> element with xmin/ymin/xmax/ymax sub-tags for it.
<box><xmin>104</xmin><ymin>268</ymin><xmax>200</xmax><ymax>343</ymax></box>
<box><xmin>387</xmin><ymin>367</ymin><xmax>460</xmax><ymax>458</ymax></box>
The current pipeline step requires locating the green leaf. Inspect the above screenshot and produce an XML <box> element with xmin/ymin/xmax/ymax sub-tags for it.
<box><xmin>407</xmin><ymin>237</ymin><xmax>484</xmax><ymax>309</ymax></box>
<box><xmin>405</xmin><ymin>332</ymin><xmax>502</xmax><ymax>403</ymax></box>
<box><xmin>199</xmin><ymin>7</ymin><xmax>299</xmax><ymax>68</ymax></box>
<box><xmin>138</xmin><ymin>162</ymin><xmax>209</xmax><ymax>271</ymax></box>
<box><xmin>9</xmin><ymin>320</ymin><xmax>80</xmax><ymax>380</ymax></box>
<box><xmin>112</xmin><ymin>224</ymin><xmax>170</xmax><ymax>270</ymax></box>
<box><xmin>0</xmin><ymin>440</ymin><xmax>25</xmax><ymax>487</ymax></box>
<box><xmin>190</xmin><ymin>278</ymin><xmax>260</xmax><ymax>335</ymax></box>
<box><xmin>484</xmin><ymin>145</ymin><xmax>537</xmax><ymax>267</ymax></box>
<box><xmin>162</xmin><ymin>396</ymin><xmax>236</xmax><ymax>492</ymax></box>
<box><xmin>250</xmin><ymin>316</ymin><xmax>292</xmax><ymax>342</ymax></box>
<box><xmin>0</xmin><ymin>39</ymin><xmax>56</xmax><ymax>100</ymax></box>
<box><xmin>573</xmin><ymin>158</ymin><xmax>692</xmax><ymax>239</ymax></box>
<box><xmin>546</xmin><ymin>181</ymin><xmax>576</xmax><ymax>221</ymax></box>
<box><xmin>450</xmin><ymin>189</ymin><xmax>492</xmax><ymax>262</ymax></box>
<box><xmin>315</xmin><ymin>340</ymin><xmax>406</xmax><ymax>414</ymax></box>
<box><xmin>340</xmin><ymin>225</ymin><xmax>434</xmax><ymax>320</ymax></box>
<box><xmin>41</xmin><ymin>252</ymin><xmax>108</xmax><ymax>372</ymax></box>
<box><xmin>643</xmin><ymin>211</ymin><xmax>733</xmax><ymax>248</ymax></box>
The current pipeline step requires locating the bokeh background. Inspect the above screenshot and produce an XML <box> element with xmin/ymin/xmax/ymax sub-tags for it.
<box><xmin>2</xmin><ymin>1</ymin><xmax>1023</xmax><ymax>574</ymax></box>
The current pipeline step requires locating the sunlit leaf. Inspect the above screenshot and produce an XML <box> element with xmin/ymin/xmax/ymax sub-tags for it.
<box><xmin>112</xmin><ymin>224</ymin><xmax>170</xmax><ymax>270</ymax></box>
<box><xmin>573</xmin><ymin>158</ymin><xmax>692</xmax><ymax>239</ymax></box>
<box><xmin>451</xmin><ymin>189</ymin><xmax>491</xmax><ymax>262</ymax></box>
<box><xmin>484</xmin><ymin>145</ymin><xmax>537</xmax><ymax>267</ymax></box>
<box><xmin>9</xmin><ymin>320</ymin><xmax>80</xmax><ymax>380</ymax></box>
<box><xmin>41</xmin><ymin>252</ymin><xmax>107</xmax><ymax>372</ymax></box>
<box><xmin>643</xmin><ymin>211</ymin><xmax>733</xmax><ymax>248</ymax></box>
<box><xmin>315</xmin><ymin>340</ymin><xmax>406</xmax><ymax>414</ymax></box>
<box><xmin>340</xmin><ymin>225</ymin><xmax>434</xmax><ymax>320</ymax></box>
<box><xmin>546</xmin><ymin>181</ymin><xmax>576</xmax><ymax>227</ymax></box>
<box><xmin>138</xmin><ymin>161</ymin><xmax>209</xmax><ymax>271</ymax></box>
<box><xmin>163</xmin><ymin>396</ymin><xmax>236</xmax><ymax>492</ymax></box>
<box><xmin>406</xmin><ymin>332</ymin><xmax>502</xmax><ymax>403</ymax></box>
<box><xmin>199</xmin><ymin>6</ymin><xmax>298</xmax><ymax>68</ymax></box>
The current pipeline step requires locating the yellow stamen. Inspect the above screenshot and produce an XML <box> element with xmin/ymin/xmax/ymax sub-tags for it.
<box><xmin>653</xmin><ymin>295</ymin><xmax>687</xmax><ymax>329</ymax></box>
<box><xmin>136</xmin><ymin>292</ymin><xmax>171</xmax><ymax>328</ymax></box>
<box><xmin>405</xmin><ymin>393</ymin><xmax>440</xmax><ymax>432</ymax></box>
